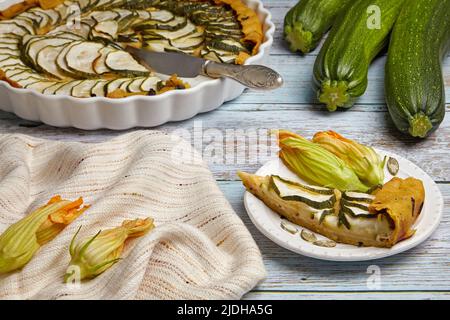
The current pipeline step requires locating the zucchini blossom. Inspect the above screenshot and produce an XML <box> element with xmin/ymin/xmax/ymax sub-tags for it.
<box><xmin>274</xmin><ymin>130</ymin><xmax>370</xmax><ymax>192</ymax></box>
<box><xmin>313</xmin><ymin>131</ymin><xmax>385</xmax><ymax>187</ymax></box>
<box><xmin>0</xmin><ymin>196</ymin><xmax>88</xmax><ymax>274</ymax></box>
<box><xmin>65</xmin><ymin>218</ymin><xmax>154</xmax><ymax>282</ymax></box>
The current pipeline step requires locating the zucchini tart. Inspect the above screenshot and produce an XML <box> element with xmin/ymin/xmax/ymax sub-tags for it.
<box><xmin>0</xmin><ymin>0</ymin><xmax>263</xmax><ymax>98</ymax></box>
<box><xmin>239</xmin><ymin>172</ymin><xmax>425</xmax><ymax>248</ymax></box>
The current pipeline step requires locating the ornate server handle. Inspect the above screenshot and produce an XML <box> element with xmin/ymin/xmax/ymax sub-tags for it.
<box><xmin>202</xmin><ymin>61</ymin><xmax>283</xmax><ymax>90</ymax></box>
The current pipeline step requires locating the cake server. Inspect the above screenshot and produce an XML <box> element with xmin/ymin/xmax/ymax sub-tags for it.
<box><xmin>126</xmin><ymin>47</ymin><xmax>283</xmax><ymax>90</ymax></box>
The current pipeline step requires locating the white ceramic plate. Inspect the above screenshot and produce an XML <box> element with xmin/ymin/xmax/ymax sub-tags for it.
<box><xmin>243</xmin><ymin>150</ymin><xmax>444</xmax><ymax>261</ymax></box>
<box><xmin>0</xmin><ymin>0</ymin><xmax>274</xmax><ymax>130</ymax></box>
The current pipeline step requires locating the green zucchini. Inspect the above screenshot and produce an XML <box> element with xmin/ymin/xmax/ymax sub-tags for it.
<box><xmin>284</xmin><ymin>0</ymin><xmax>352</xmax><ymax>54</ymax></box>
<box><xmin>385</xmin><ymin>0</ymin><xmax>450</xmax><ymax>138</ymax></box>
<box><xmin>313</xmin><ymin>0</ymin><xmax>406</xmax><ymax>111</ymax></box>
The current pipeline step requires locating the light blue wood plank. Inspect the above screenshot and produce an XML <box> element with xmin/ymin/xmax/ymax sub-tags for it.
<box><xmin>1</xmin><ymin>105</ymin><xmax>449</xmax><ymax>181</ymax></box>
<box><xmin>222</xmin><ymin>102</ymin><xmax>450</xmax><ymax>113</ymax></box>
<box><xmin>244</xmin><ymin>291</ymin><xmax>450</xmax><ymax>300</ymax></box>
<box><xmin>217</xmin><ymin>181</ymin><xmax>450</xmax><ymax>294</ymax></box>
<box><xmin>235</xmin><ymin>55</ymin><xmax>450</xmax><ymax>105</ymax></box>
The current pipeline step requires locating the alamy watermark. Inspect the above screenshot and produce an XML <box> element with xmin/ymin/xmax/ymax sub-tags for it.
<box><xmin>367</xmin><ymin>5</ymin><xmax>382</xmax><ymax>30</ymax></box>
<box><xmin>65</xmin><ymin>4</ymin><xmax>82</xmax><ymax>30</ymax></box>
<box><xmin>170</xmin><ymin>121</ymin><xmax>279</xmax><ymax>166</ymax></box>
<box><xmin>366</xmin><ymin>265</ymin><xmax>382</xmax><ymax>290</ymax></box>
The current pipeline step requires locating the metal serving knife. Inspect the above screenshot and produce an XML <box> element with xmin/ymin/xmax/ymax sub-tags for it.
<box><xmin>126</xmin><ymin>47</ymin><xmax>283</xmax><ymax>90</ymax></box>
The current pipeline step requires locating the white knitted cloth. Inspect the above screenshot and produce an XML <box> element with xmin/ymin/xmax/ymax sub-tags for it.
<box><xmin>0</xmin><ymin>131</ymin><xmax>265</xmax><ymax>300</ymax></box>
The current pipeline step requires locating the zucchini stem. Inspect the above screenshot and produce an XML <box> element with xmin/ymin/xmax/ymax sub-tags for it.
<box><xmin>284</xmin><ymin>23</ymin><xmax>313</xmax><ymax>54</ymax></box>
<box><xmin>409</xmin><ymin>113</ymin><xmax>433</xmax><ymax>138</ymax></box>
<box><xmin>318</xmin><ymin>80</ymin><xmax>350</xmax><ymax>111</ymax></box>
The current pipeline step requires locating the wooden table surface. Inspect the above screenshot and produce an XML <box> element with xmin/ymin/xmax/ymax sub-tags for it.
<box><xmin>0</xmin><ymin>0</ymin><xmax>449</xmax><ymax>300</ymax></box>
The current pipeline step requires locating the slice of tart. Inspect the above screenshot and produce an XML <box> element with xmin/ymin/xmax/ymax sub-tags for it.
<box><xmin>238</xmin><ymin>172</ymin><xmax>425</xmax><ymax>248</ymax></box>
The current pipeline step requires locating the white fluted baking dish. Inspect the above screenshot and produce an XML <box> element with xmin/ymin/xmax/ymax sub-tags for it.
<box><xmin>0</xmin><ymin>0</ymin><xmax>275</xmax><ymax>130</ymax></box>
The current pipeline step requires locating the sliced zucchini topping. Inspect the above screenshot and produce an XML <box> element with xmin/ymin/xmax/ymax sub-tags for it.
<box><xmin>270</xmin><ymin>175</ymin><xmax>337</xmax><ymax>210</ymax></box>
<box><xmin>36</xmin><ymin>45</ymin><xmax>71</xmax><ymax>79</ymax></box>
<box><xmin>0</xmin><ymin>0</ymin><xmax>262</xmax><ymax>98</ymax></box>
<box><xmin>104</xmin><ymin>50</ymin><xmax>150</xmax><ymax>76</ymax></box>
<box><xmin>65</xmin><ymin>41</ymin><xmax>104</xmax><ymax>77</ymax></box>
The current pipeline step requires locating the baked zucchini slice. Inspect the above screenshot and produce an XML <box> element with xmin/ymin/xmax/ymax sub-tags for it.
<box><xmin>90</xmin><ymin>79</ymin><xmax>110</xmax><ymax>97</ymax></box>
<box><xmin>92</xmin><ymin>46</ymin><xmax>116</xmax><ymax>74</ymax></box>
<box><xmin>15</xmin><ymin>77</ymin><xmax>45</xmax><ymax>87</ymax></box>
<box><xmin>65</xmin><ymin>41</ymin><xmax>104</xmax><ymax>77</ymax></box>
<box><xmin>24</xmin><ymin>81</ymin><xmax>58</xmax><ymax>92</ymax></box>
<box><xmin>56</xmin><ymin>41</ymin><xmax>84</xmax><ymax>78</ymax></box>
<box><xmin>26</xmin><ymin>37</ymin><xmax>75</xmax><ymax>70</ymax></box>
<box><xmin>170</xmin><ymin>35</ymin><xmax>204</xmax><ymax>50</ymax></box>
<box><xmin>42</xmin><ymin>81</ymin><xmax>69</xmax><ymax>95</ymax></box>
<box><xmin>0</xmin><ymin>21</ymin><xmax>30</xmax><ymax>36</ymax></box>
<box><xmin>149</xmin><ymin>10</ymin><xmax>175</xmax><ymax>23</ymax></box>
<box><xmin>126</xmin><ymin>77</ymin><xmax>146</xmax><ymax>93</ymax></box>
<box><xmin>0</xmin><ymin>47</ymin><xmax>19</xmax><ymax>56</ymax></box>
<box><xmin>89</xmin><ymin>10</ymin><xmax>121</xmax><ymax>23</ymax></box>
<box><xmin>105</xmin><ymin>77</ymin><xmax>130</xmax><ymax>94</ymax></box>
<box><xmin>104</xmin><ymin>50</ymin><xmax>150</xmax><ymax>76</ymax></box>
<box><xmin>3</xmin><ymin>68</ymin><xmax>32</xmax><ymax>78</ymax></box>
<box><xmin>140</xmin><ymin>76</ymin><xmax>159</xmax><ymax>92</ymax></box>
<box><xmin>143</xmin><ymin>20</ymin><xmax>197</xmax><ymax>40</ymax></box>
<box><xmin>94</xmin><ymin>20</ymin><xmax>119</xmax><ymax>39</ymax></box>
<box><xmin>17</xmin><ymin>11</ymin><xmax>44</xmax><ymax>28</ymax></box>
<box><xmin>271</xmin><ymin>175</ymin><xmax>337</xmax><ymax>209</ymax></box>
<box><xmin>71</xmin><ymin>79</ymin><xmax>99</xmax><ymax>97</ymax></box>
<box><xmin>0</xmin><ymin>56</ymin><xmax>22</xmax><ymax>68</ymax></box>
<box><xmin>48</xmin><ymin>22</ymin><xmax>91</xmax><ymax>39</ymax></box>
<box><xmin>36</xmin><ymin>44</ymin><xmax>72</xmax><ymax>79</ymax></box>
<box><xmin>54</xmin><ymin>80</ymin><xmax>84</xmax><ymax>95</ymax></box>
<box><xmin>0</xmin><ymin>42</ymin><xmax>20</xmax><ymax>50</ymax></box>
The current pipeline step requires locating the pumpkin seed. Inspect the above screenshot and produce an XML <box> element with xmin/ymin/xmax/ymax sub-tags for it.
<box><xmin>387</xmin><ymin>157</ymin><xmax>399</xmax><ymax>176</ymax></box>
<box><xmin>280</xmin><ymin>220</ymin><xmax>298</xmax><ymax>234</ymax></box>
<box><xmin>313</xmin><ymin>239</ymin><xmax>336</xmax><ymax>248</ymax></box>
<box><xmin>300</xmin><ymin>229</ymin><xmax>317</xmax><ymax>243</ymax></box>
